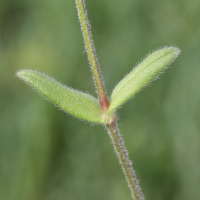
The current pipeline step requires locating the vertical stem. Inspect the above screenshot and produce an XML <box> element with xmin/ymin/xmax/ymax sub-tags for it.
<box><xmin>75</xmin><ymin>1</ymin><xmax>144</xmax><ymax>199</ymax></box>
<box><xmin>107</xmin><ymin>120</ymin><xmax>144</xmax><ymax>200</ymax></box>
<box><xmin>75</xmin><ymin>0</ymin><xmax>110</xmax><ymax>113</ymax></box>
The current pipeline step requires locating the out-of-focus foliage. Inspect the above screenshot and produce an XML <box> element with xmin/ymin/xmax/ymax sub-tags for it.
<box><xmin>0</xmin><ymin>0</ymin><xmax>200</xmax><ymax>200</ymax></box>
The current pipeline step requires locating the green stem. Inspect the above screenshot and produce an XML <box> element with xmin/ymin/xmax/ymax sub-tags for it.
<box><xmin>75</xmin><ymin>0</ymin><xmax>110</xmax><ymax>113</ymax></box>
<box><xmin>76</xmin><ymin>1</ymin><xmax>144</xmax><ymax>199</ymax></box>
<box><xmin>106</xmin><ymin>119</ymin><xmax>144</xmax><ymax>200</ymax></box>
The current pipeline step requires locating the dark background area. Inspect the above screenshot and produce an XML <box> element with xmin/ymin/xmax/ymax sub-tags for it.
<box><xmin>0</xmin><ymin>0</ymin><xmax>200</xmax><ymax>199</ymax></box>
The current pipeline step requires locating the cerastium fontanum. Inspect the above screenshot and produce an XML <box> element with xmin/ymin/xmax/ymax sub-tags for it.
<box><xmin>17</xmin><ymin>1</ymin><xmax>180</xmax><ymax>199</ymax></box>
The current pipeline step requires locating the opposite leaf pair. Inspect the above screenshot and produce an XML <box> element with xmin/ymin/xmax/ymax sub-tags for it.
<box><xmin>17</xmin><ymin>47</ymin><xmax>180</xmax><ymax>124</ymax></box>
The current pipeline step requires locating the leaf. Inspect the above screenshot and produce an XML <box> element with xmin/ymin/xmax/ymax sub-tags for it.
<box><xmin>17</xmin><ymin>70</ymin><xmax>104</xmax><ymax>124</ymax></box>
<box><xmin>108</xmin><ymin>47</ymin><xmax>180</xmax><ymax>113</ymax></box>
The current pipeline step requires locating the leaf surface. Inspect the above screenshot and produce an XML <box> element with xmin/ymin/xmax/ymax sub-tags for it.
<box><xmin>17</xmin><ymin>70</ymin><xmax>104</xmax><ymax>124</ymax></box>
<box><xmin>108</xmin><ymin>47</ymin><xmax>180</xmax><ymax>113</ymax></box>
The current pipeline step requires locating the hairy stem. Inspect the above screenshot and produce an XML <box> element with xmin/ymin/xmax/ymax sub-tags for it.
<box><xmin>106</xmin><ymin>119</ymin><xmax>144</xmax><ymax>200</ymax></box>
<box><xmin>76</xmin><ymin>1</ymin><xmax>144</xmax><ymax>199</ymax></box>
<box><xmin>75</xmin><ymin>0</ymin><xmax>109</xmax><ymax>113</ymax></box>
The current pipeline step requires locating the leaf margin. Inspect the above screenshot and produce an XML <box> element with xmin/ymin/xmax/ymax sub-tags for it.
<box><xmin>108</xmin><ymin>46</ymin><xmax>181</xmax><ymax>114</ymax></box>
<box><xmin>17</xmin><ymin>70</ymin><xmax>104</xmax><ymax>124</ymax></box>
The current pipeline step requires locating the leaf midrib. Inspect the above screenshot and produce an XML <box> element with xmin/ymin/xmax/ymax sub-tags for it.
<box><xmin>26</xmin><ymin>72</ymin><xmax>102</xmax><ymax>119</ymax></box>
<box><xmin>112</xmin><ymin>50</ymin><xmax>172</xmax><ymax>100</ymax></box>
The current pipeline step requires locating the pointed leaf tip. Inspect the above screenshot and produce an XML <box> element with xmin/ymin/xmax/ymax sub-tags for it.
<box><xmin>17</xmin><ymin>70</ymin><xmax>104</xmax><ymax>124</ymax></box>
<box><xmin>108</xmin><ymin>47</ymin><xmax>180</xmax><ymax>113</ymax></box>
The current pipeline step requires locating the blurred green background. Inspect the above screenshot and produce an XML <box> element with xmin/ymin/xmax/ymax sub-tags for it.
<box><xmin>0</xmin><ymin>0</ymin><xmax>200</xmax><ymax>199</ymax></box>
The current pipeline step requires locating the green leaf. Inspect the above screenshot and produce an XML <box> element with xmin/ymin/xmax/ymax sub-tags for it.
<box><xmin>17</xmin><ymin>70</ymin><xmax>104</xmax><ymax>124</ymax></box>
<box><xmin>108</xmin><ymin>47</ymin><xmax>180</xmax><ymax>113</ymax></box>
